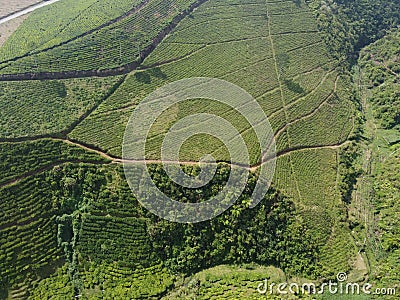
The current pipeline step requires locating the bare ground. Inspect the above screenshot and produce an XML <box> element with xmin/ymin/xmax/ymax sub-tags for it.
<box><xmin>0</xmin><ymin>0</ymin><xmax>41</xmax><ymax>18</ymax></box>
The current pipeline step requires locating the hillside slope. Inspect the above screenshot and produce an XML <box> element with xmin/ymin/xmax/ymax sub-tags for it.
<box><xmin>0</xmin><ymin>0</ymin><xmax>369</xmax><ymax>298</ymax></box>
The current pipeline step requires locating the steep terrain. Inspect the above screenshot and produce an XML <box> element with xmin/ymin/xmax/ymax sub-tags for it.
<box><xmin>0</xmin><ymin>0</ymin><xmax>398</xmax><ymax>299</ymax></box>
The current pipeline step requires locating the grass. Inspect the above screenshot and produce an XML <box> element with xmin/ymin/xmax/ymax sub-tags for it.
<box><xmin>0</xmin><ymin>0</ymin><xmax>363</xmax><ymax>297</ymax></box>
<box><xmin>0</xmin><ymin>0</ymin><xmax>197</xmax><ymax>73</ymax></box>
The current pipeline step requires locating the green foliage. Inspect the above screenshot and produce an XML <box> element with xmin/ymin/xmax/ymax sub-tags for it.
<box><xmin>0</xmin><ymin>76</ymin><xmax>122</xmax><ymax>138</ymax></box>
<box><xmin>163</xmin><ymin>265</ymin><xmax>286</xmax><ymax>299</ymax></box>
<box><xmin>359</xmin><ymin>28</ymin><xmax>400</xmax><ymax>130</ymax></box>
<box><xmin>29</xmin><ymin>265</ymin><xmax>75</xmax><ymax>300</ymax></box>
<box><xmin>0</xmin><ymin>174</ymin><xmax>62</xmax><ymax>292</ymax></box>
<box><xmin>371</xmin><ymin>152</ymin><xmax>400</xmax><ymax>286</ymax></box>
<box><xmin>338</xmin><ymin>142</ymin><xmax>362</xmax><ymax>203</ymax></box>
<box><xmin>147</xmin><ymin>165</ymin><xmax>320</xmax><ymax>277</ymax></box>
<box><xmin>0</xmin><ymin>0</ymin><xmax>140</xmax><ymax>62</ymax></box>
<box><xmin>308</xmin><ymin>0</ymin><xmax>400</xmax><ymax>63</ymax></box>
<box><xmin>77</xmin><ymin>215</ymin><xmax>156</xmax><ymax>268</ymax></box>
<box><xmin>0</xmin><ymin>139</ymin><xmax>107</xmax><ymax>186</ymax></box>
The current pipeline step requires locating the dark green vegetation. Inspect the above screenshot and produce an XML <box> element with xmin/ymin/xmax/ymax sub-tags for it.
<box><xmin>0</xmin><ymin>76</ymin><xmax>122</xmax><ymax>138</ymax></box>
<box><xmin>0</xmin><ymin>139</ymin><xmax>108</xmax><ymax>186</ymax></box>
<box><xmin>346</xmin><ymin>26</ymin><xmax>400</xmax><ymax>300</ymax></box>
<box><xmin>0</xmin><ymin>0</ymin><xmax>399</xmax><ymax>299</ymax></box>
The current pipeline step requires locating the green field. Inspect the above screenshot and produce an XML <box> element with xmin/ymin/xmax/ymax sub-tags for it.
<box><xmin>0</xmin><ymin>0</ymin><xmax>399</xmax><ymax>298</ymax></box>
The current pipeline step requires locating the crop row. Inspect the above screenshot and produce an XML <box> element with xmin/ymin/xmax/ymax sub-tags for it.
<box><xmin>76</xmin><ymin>214</ymin><xmax>155</xmax><ymax>268</ymax></box>
<box><xmin>288</xmin><ymin>94</ymin><xmax>353</xmax><ymax>147</ymax></box>
<box><xmin>0</xmin><ymin>76</ymin><xmax>121</xmax><ymax>138</ymax></box>
<box><xmin>269</xmin><ymin>10</ymin><xmax>318</xmax><ymax>35</ymax></box>
<box><xmin>285</xmin><ymin>71</ymin><xmax>337</xmax><ymax>120</ymax></box>
<box><xmin>0</xmin><ymin>175</ymin><xmax>61</xmax><ymax>288</ymax></box>
<box><xmin>0</xmin><ymin>0</ymin><xmax>196</xmax><ymax>74</ymax></box>
<box><xmin>79</xmin><ymin>263</ymin><xmax>174</xmax><ymax>299</ymax></box>
<box><xmin>0</xmin><ymin>0</ymin><xmax>140</xmax><ymax>62</ymax></box>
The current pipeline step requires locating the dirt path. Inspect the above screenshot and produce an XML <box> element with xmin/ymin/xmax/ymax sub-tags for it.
<box><xmin>0</xmin><ymin>0</ymin><xmax>41</xmax><ymax>19</ymax></box>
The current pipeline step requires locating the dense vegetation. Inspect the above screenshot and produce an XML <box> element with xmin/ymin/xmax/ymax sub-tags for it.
<box><xmin>0</xmin><ymin>160</ymin><xmax>325</xmax><ymax>298</ymax></box>
<box><xmin>371</xmin><ymin>152</ymin><xmax>400</xmax><ymax>287</ymax></box>
<box><xmin>308</xmin><ymin>0</ymin><xmax>400</xmax><ymax>63</ymax></box>
<box><xmin>359</xmin><ymin>28</ymin><xmax>400</xmax><ymax>130</ymax></box>
<box><xmin>0</xmin><ymin>76</ymin><xmax>122</xmax><ymax>138</ymax></box>
<box><xmin>3</xmin><ymin>0</ymin><xmax>399</xmax><ymax>298</ymax></box>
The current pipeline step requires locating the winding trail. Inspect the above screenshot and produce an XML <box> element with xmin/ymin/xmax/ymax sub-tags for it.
<box><xmin>0</xmin><ymin>0</ymin><xmax>209</xmax><ymax>81</ymax></box>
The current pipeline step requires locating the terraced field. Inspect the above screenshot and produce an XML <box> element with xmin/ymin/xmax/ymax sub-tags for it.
<box><xmin>0</xmin><ymin>76</ymin><xmax>122</xmax><ymax>138</ymax></box>
<box><xmin>0</xmin><ymin>0</ymin><xmax>41</xmax><ymax>18</ymax></box>
<box><xmin>67</xmin><ymin>0</ymin><xmax>357</xmax><ymax>275</ymax></box>
<box><xmin>0</xmin><ymin>0</ymin><xmax>362</xmax><ymax>298</ymax></box>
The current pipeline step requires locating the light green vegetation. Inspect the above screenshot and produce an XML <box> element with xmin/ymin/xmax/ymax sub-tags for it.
<box><xmin>346</xmin><ymin>28</ymin><xmax>400</xmax><ymax>300</ymax></box>
<box><xmin>0</xmin><ymin>139</ymin><xmax>108</xmax><ymax>186</ymax></box>
<box><xmin>0</xmin><ymin>0</ymin><xmax>196</xmax><ymax>73</ymax></box>
<box><xmin>0</xmin><ymin>0</ymin><xmax>141</xmax><ymax>62</ymax></box>
<box><xmin>358</xmin><ymin>29</ymin><xmax>400</xmax><ymax>129</ymax></box>
<box><xmin>0</xmin><ymin>76</ymin><xmax>122</xmax><ymax>138</ymax></box>
<box><xmin>163</xmin><ymin>265</ymin><xmax>286</xmax><ymax>299</ymax></box>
